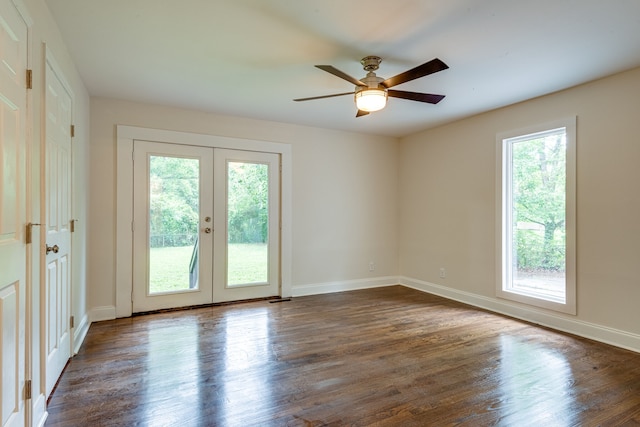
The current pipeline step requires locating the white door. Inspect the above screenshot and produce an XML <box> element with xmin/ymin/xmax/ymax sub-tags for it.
<box><xmin>132</xmin><ymin>142</ymin><xmax>280</xmax><ymax>312</ymax></box>
<box><xmin>43</xmin><ymin>57</ymin><xmax>73</xmax><ymax>398</ymax></box>
<box><xmin>132</xmin><ymin>141</ymin><xmax>214</xmax><ymax>312</ymax></box>
<box><xmin>0</xmin><ymin>0</ymin><xmax>28</xmax><ymax>425</ymax></box>
<box><xmin>213</xmin><ymin>149</ymin><xmax>280</xmax><ymax>302</ymax></box>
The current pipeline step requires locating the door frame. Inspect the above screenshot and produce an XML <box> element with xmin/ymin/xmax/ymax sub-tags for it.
<box><xmin>115</xmin><ymin>125</ymin><xmax>292</xmax><ymax>318</ymax></box>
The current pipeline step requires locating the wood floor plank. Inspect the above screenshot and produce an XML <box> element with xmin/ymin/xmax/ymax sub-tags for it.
<box><xmin>45</xmin><ymin>286</ymin><xmax>640</xmax><ymax>426</ymax></box>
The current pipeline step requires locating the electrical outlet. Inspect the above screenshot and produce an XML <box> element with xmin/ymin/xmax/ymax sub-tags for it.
<box><xmin>439</xmin><ymin>268</ymin><xmax>446</xmax><ymax>278</ymax></box>
<box><xmin>369</xmin><ymin>261</ymin><xmax>375</xmax><ymax>272</ymax></box>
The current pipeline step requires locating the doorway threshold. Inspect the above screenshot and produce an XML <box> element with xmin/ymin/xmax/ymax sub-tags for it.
<box><xmin>132</xmin><ymin>295</ymin><xmax>288</xmax><ymax>317</ymax></box>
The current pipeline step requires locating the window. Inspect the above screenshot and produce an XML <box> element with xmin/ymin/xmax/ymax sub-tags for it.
<box><xmin>497</xmin><ymin>118</ymin><xmax>576</xmax><ymax>314</ymax></box>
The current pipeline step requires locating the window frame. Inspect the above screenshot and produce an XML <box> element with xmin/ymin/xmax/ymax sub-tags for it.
<box><xmin>496</xmin><ymin>117</ymin><xmax>577</xmax><ymax>315</ymax></box>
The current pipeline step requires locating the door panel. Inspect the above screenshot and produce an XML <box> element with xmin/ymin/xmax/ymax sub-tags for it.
<box><xmin>213</xmin><ymin>150</ymin><xmax>280</xmax><ymax>303</ymax></box>
<box><xmin>43</xmin><ymin>57</ymin><xmax>73</xmax><ymax>398</ymax></box>
<box><xmin>0</xmin><ymin>0</ymin><xmax>28</xmax><ymax>425</ymax></box>
<box><xmin>132</xmin><ymin>141</ymin><xmax>214</xmax><ymax>312</ymax></box>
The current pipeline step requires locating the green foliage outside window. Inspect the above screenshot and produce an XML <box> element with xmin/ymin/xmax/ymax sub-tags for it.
<box><xmin>149</xmin><ymin>156</ymin><xmax>199</xmax><ymax>248</ymax></box>
<box><xmin>227</xmin><ymin>162</ymin><xmax>269</xmax><ymax>244</ymax></box>
<box><xmin>512</xmin><ymin>134</ymin><xmax>566</xmax><ymax>272</ymax></box>
<box><xmin>148</xmin><ymin>156</ymin><xmax>269</xmax><ymax>248</ymax></box>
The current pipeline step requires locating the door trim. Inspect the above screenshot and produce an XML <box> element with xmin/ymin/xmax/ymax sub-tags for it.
<box><xmin>115</xmin><ymin>126</ymin><xmax>292</xmax><ymax>318</ymax></box>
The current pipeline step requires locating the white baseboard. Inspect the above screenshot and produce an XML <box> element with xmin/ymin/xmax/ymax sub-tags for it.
<box><xmin>73</xmin><ymin>313</ymin><xmax>90</xmax><ymax>354</ymax></box>
<box><xmin>84</xmin><ymin>279</ymin><xmax>639</xmax><ymax>353</ymax></box>
<box><xmin>400</xmin><ymin>276</ymin><xmax>640</xmax><ymax>353</ymax></box>
<box><xmin>89</xmin><ymin>305</ymin><xmax>116</xmax><ymax>322</ymax></box>
<box><xmin>32</xmin><ymin>394</ymin><xmax>47</xmax><ymax>427</ymax></box>
<box><xmin>292</xmin><ymin>276</ymin><xmax>399</xmax><ymax>297</ymax></box>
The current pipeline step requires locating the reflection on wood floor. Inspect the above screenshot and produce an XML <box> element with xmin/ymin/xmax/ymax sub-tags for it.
<box><xmin>46</xmin><ymin>286</ymin><xmax>640</xmax><ymax>426</ymax></box>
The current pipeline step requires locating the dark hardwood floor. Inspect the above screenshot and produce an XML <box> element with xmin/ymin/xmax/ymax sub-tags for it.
<box><xmin>45</xmin><ymin>286</ymin><xmax>640</xmax><ymax>426</ymax></box>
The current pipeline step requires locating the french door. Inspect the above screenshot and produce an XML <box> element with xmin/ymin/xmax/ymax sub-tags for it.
<box><xmin>132</xmin><ymin>141</ymin><xmax>280</xmax><ymax>312</ymax></box>
<box><xmin>213</xmin><ymin>149</ymin><xmax>280</xmax><ymax>303</ymax></box>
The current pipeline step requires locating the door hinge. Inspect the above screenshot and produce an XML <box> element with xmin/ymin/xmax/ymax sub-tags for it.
<box><xmin>70</xmin><ymin>219</ymin><xmax>78</xmax><ymax>232</ymax></box>
<box><xmin>24</xmin><ymin>380</ymin><xmax>32</xmax><ymax>400</ymax></box>
<box><xmin>70</xmin><ymin>316</ymin><xmax>75</xmax><ymax>328</ymax></box>
<box><xmin>70</xmin><ymin>125</ymin><xmax>75</xmax><ymax>138</ymax></box>
<box><xmin>26</xmin><ymin>69</ymin><xmax>32</xmax><ymax>89</ymax></box>
<box><xmin>26</xmin><ymin>222</ymin><xmax>41</xmax><ymax>244</ymax></box>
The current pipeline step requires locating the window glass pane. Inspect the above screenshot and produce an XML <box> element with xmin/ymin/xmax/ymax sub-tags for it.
<box><xmin>507</xmin><ymin>130</ymin><xmax>566</xmax><ymax>303</ymax></box>
<box><xmin>227</xmin><ymin>161</ymin><xmax>269</xmax><ymax>286</ymax></box>
<box><xmin>148</xmin><ymin>155</ymin><xmax>200</xmax><ymax>294</ymax></box>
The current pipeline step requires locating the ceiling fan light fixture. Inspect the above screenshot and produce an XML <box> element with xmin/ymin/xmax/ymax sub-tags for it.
<box><xmin>355</xmin><ymin>88</ymin><xmax>387</xmax><ymax>112</ymax></box>
<box><xmin>295</xmin><ymin>56</ymin><xmax>448</xmax><ymax>116</ymax></box>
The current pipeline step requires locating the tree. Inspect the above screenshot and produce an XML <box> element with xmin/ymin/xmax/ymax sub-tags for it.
<box><xmin>512</xmin><ymin>134</ymin><xmax>566</xmax><ymax>271</ymax></box>
<box><xmin>227</xmin><ymin>162</ymin><xmax>269</xmax><ymax>243</ymax></box>
<box><xmin>146</xmin><ymin>156</ymin><xmax>270</xmax><ymax>247</ymax></box>
<box><xmin>149</xmin><ymin>156</ymin><xmax>199</xmax><ymax>247</ymax></box>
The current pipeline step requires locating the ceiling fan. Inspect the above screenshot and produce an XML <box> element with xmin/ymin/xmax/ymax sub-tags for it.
<box><xmin>294</xmin><ymin>56</ymin><xmax>448</xmax><ymax>117</ymax></box>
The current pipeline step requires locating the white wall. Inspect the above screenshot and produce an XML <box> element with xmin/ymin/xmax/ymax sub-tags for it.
<box><xmin>399</xmin><ymin>67</ymin><xmax>640</xmax><ymax>349</ymax></box>
<box><xmin>22</xmin><ymin>0</ymin><xmax>90</xmax><ymax>421</ymax></box>
<box><xmin>88</xmin><ymin>98</ymin><xmax>399</xmax><ymax>313</ymax></box>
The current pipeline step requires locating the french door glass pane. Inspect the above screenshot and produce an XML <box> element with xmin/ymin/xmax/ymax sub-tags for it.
<box><xmin>148</xmin><ymin>155</ymin><xmax>200</xmax><ymax>294</ymax></box>
<box><xmin>509</xmin><ymin>131</ymin><xmax>566</xmax><ymax>302</ymax></box>
<box><xmin>227</xmin><ymin>161</ymin><xmax>269</xmax><ymax>286</ymax></box>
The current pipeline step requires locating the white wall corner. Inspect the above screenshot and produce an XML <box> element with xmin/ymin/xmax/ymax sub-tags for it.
<box><xmin>292</xmin><ymin>276</ymin><xmax>400</xmax><ymax>297</ymax></box>
<box><xmin>72</xmin><ymin>313</ymin><xmax>91</xmax><ymax>354</ymax></box>
<box><xmin>90</xmin><ymin>306</ymin><xmax>117</xmax><ymax>323</ymax></box>
<box><xmin>400</xmin><ymin>276</ymin><xmax>640</xmax><ymax>354</ymax></box>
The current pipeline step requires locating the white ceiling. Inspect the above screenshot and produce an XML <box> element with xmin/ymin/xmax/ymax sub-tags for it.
<box><xmin>46</xmin><ymin>0</ymin><xmax>640</xmax><ymax>137</ymax></box>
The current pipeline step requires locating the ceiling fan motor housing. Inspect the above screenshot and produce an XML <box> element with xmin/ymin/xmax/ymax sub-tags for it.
<box><xmin>357</xmin><ymin>73</ymin><xmax>385</xmax><ymax>91</ymax></box>
<box><xmin>358</xmin><ymin>56</ymin><xmax>386</xmax><ymax>91</ymax></box>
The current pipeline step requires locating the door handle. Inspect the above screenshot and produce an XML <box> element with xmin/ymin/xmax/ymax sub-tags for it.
<box><xmin>204</xmin><ymin>228</ymin><xmax>212</xmax><ymax>234</ymax></box>
<box><xmin>46</xmin><ymin>244</ymin><xmax>59</xmax><ymax>254</ymax></box>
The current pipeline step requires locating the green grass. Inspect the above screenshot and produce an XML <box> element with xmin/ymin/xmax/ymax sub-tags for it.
<box><xmin>149</xmin><ymin>246</ymin><xmax>194</xmax><ymax>293</ymax></box>
<box><xmin>227</xmin><ymin>243</ymin><xmax>268</xmax><ymax>285</ymax></box>
<box><xmin>149</xmin><ymin>243</ymin><xmax>267</xmax><ymax>293</ymax></box>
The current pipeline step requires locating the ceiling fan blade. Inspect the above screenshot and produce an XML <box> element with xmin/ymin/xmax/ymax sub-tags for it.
<box><xmin>316</xmin><ymin>65</ymin><xmax>367</xmax><ymax>87</ymax></box>
<box><xmin>293</xmin><ymin>92</ymin><xmax>354</xmax><ymax>102</ymax></box>
<box><xmin>381</xmin><ymin>58</ymin><xmax>449</xmax><ymax>88</ymax></box>
<box><xmin>356</xmin><ymin>109</ymin><xmax>370</xmax><ymax>118</ymax></box>
<box><xmin>388</xmin><ymin>90</ymin><xmax>445</xmax><ymax>104</ymax></box>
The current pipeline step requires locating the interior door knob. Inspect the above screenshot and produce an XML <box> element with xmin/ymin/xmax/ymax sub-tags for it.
<box><xmin>46</xmin><ymin>244</ymin><xmax>59</xmax><ymax>254</ymax></box>
<box><xmin>204</xmin><ymin>227</ymin><xmax>212</xmax><ymax>234</ymax></box>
